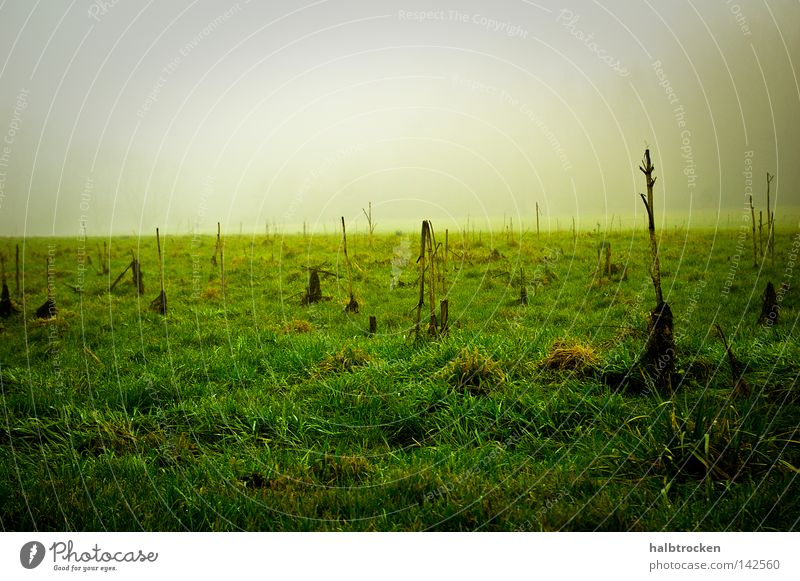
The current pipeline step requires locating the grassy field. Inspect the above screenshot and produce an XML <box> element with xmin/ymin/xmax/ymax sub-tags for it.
<box><xmin>1</xmin><ymin>223</ymin><xmax>798</xmax><ymax>531</ymax></box>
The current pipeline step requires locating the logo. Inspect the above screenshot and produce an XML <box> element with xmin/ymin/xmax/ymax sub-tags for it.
<box><xmin>20</xmin><ymin>541</ymin><xmax>46</xmax><ymax>569</ymax></box>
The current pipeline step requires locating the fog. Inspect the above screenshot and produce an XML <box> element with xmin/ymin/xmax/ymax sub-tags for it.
<box><xmin>1</xmin><ymin>0</ymin><xmax>798</xmax><ymax>236</ymax></box>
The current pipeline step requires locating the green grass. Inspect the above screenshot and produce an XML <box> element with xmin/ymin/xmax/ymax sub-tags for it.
<box><xmin>0</xmin><ymin>225</ymin><xmax>798</xmax><ymax>531</ymax></box>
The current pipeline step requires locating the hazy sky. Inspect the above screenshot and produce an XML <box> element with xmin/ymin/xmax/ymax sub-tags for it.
<box><xmin>1</xmin><ymin>0</ymin><xmax>798</xmax><ymax>236</ymax></box>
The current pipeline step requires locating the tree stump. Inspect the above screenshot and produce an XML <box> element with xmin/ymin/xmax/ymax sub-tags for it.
<box><xmin>35</xmin><ymin>297</ymin><xmax>57</xmax><ymax>319</ymax></box>
<box><xmin>758</xmin><ymin>281</ymin><xmax>779</xmax><ymax>326</ymax></box>
<box><xmin>0</xmin><ymin>282</ymin><xmax>18</xmax><ymax>317</ymax></box>
<box><xmin>643</xmin><ymin>302</ymin><xmax>675</xmax><ymax>392</ymax></box>
<box><xmin>150</xmin><ymin>290</ymin><xmax>167</xmax><ymax>315</ymax></box>
<box><xmin>368</xmin><ymin>315</ymin><xmax>377</xmax><ymax>336</ymax></box>
<box><xmin>302</xmin><ymin>269</ymin><xmax>323</xmax><ymax>305</ymax></box>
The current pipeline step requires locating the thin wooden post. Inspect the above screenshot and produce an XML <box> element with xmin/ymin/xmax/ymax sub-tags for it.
<box><xmin>427</xmin><ymin>221</ymin><xmax>437</xmax><ymax>336</ymax></box>
<box><xmin>415</xmin><ymin>221</ymin><xmax>426</xmax><ymax>336</ymax></box>
<box><xmin>439</xmin><ymin>299</ymin><xmax>449</xmax><ymax>335</ymax></box>
<box><xmin>15</xmin><ymin>243</ymin><xmax>20</xmax><ymax>298</ymax></box>
<box><xmin>369</xmin><ymin>315</ymin><xmax>377</xmax><ymax>336</ymax></box>
<box><xmin>749</xmin><ymin>195</ymin><xmax>757</xmax><ymax>268</ymax></box>
<box><xmin>770</xmin><ymin>210</ymin><xmax>775</xmax><ymax>266</ymax></box>
<box><xmin>150</xmin><ymin>228</ymin><xmax>167</xmax><ymax>314</ymax></box>
<box><xmin>220</xmin><ymin>226</ymin><xmax>226</xmax><ymax>299</ymax></box>
<box><xmin>639</xmin><ymin>149</ymin><xmax>663</xmax><ymax>304</ymax></box>
<box><xmin>341</xmin><ymin>217</ymin><xmax>358</xmax><ymax>312</ymax></box>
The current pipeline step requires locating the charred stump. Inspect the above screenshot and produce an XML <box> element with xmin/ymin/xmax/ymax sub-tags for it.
<box><xmin>0</xmin><ymin>281</ymin><xmax>18</xmax><ymax>317</ymax></box>
<box><xmin>150</xmin><ymin>290</ymin><xmax>167</xmax><ymax>315</ymax></box>
<box><xmin>642</xmin><ymin>301</ymin><xmax>675</xmax><ymax>392</ymax></box>
<box><xmin>35</xmin><ymin>297</ymin><xmax>56</xmax><ymax>319</ymax></box>
<box><xmin>150</xmin><ymin>228</ymin><xmax>167</xmax><ymax>315</ymax></box>
<box><xmin>302</xmin><ymin>269</ymin><xmax>323</xmax><ymax>305</ymax></box>
<box><xmin>758</xmin><ymin>281</ymin><xmax>779</xmax><ymax>326</ymax></box>
<box><xmin>345</xmin><ymin>295</ymin><xmax>360</xmax><ymax>313</ymax></box>
<box><xmin>0</xmin><ymin>257</ymin><xmax>18</xmax><ymax>317</ymax></box>
<box><xmin>368</xmin><ymin>315</ymin><xmax>377</xmax><ymax>336</ymax></box>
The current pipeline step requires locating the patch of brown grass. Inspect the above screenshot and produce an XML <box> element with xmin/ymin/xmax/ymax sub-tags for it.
<box><xmin>200</xmin><ymin>286</ymin><xmax>220</xmax><ymax>300</ymax></box>
<box><xmin>284</xmin><ymin>319</ymin><xmax>313</xmax><ymax>333</ymax></box>
<box><xmin>541</xmin><ymin>339</ymin><xmax>600</xmax><ymax>372</ymax></box>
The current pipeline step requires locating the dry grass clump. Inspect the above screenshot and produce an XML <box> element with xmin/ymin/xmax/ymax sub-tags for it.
<box><xmin>201</xmin><ymin>286</ymin><xmax>220</xmax><ymax>300</ymax></box>
<box><xmin>541</xmin><ymin>339</ymin><xmax>600</xmax><ymax>373</ymax></box>
<box><xmin>283</xmin><ymin>319</ymin><xmax>313</xmax><ymax>334</ymax></box>
<box><xmin>441</xmin><ymin>347</ymin><xmax>506</xmax><ymax>394</ymax></box>
<box><xmin>318</xmin><ymin>345</ymin><xmax>371</xmax><ymax>373</ymax></box>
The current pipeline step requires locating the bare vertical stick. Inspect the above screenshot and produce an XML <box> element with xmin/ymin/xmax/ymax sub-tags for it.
<box><xmin>759</xmin><ymin>211</ymin><xmax>764</xmax><ymax>259</ymax></box>
<box><xmin>536</xmin><ymin>202</ymin><xmax>540</xmax><ymax>239</ymax></box>
<box><xmin>15</xmin><ymin>243</ymin><xmax>20</xmax><ymax>298</ymax></box>
<box><xmin>639</xmin><ymin>149</ymin><xmax>663</xmax><ymax>305</ymax></box>
<box><xmin>439</xmin><ymin>299</ymin><xmax>449</xmax><ymax>335</ymax></box>
<box><xmin>150</xmin><ymin>228</ymin><xmax>167</xmax><ymax>314</ymax></box>
<box><xmin>638</xmin><ymin>147</ymin><xmax>674</xmax><ymax>392</ymax></box>
<box><xmin>211</xmin><ymin>222</ymin><xmax>220</xmax><ymax>266</ymax></box>
<box><xmin>341</xmin><ymin>217</ymin><xmax>358</xmax><ymax>312</ymax></box>
<box><xmin>362</xmin><ymin>202</ymin><xmax>376</xmax><ymax>247</ymax></box>
<box><xmin>750</xmin><ymin>195</ymin><xmax>757</xmax><ymax>268</ymax></box>
<box><xmin>368</xmin><ymin>315</ymin><xmax>377</xmax><ymax>336</ymax></box>
<box><xmin>427</xmin><ymin>221</ymin><xmax>436</xmax><ymax>336</ymax></box>
<box><xmin>102</xmin><ymin>241</ymin><xmax>109</xmax><ymax>274</ymax></box>
<box><xmin>220</xmin><ymin>226</ymin><xmax>225</xmax><ymax>299</ymax></box>
<box><xmin>157</xmin><ymin>228</ymin><xmax>164</xmax><ymax>295</ymax></box>
<box><xmin>443</xmin><ymin>228</ymin><xmax>448</xmax><ymax>294</ymax></box>
<box><xmin>131</xmin><ymin>249</ymin><xmax>144</xmax><ymax>295</ymax></box>
<box><xmin>415</xmin><ymin>221</ymin><xmax>426</xmax><ymax>336</ymax></box>
<box><xmin>766</xmin><ymin>172</ymin><xmax>774</xmax><ymax>241</ymax></box>
<box><xmin>770</xmin><ymin>210</ymin><xmax>775</xmax><ymax>265</ymax></box>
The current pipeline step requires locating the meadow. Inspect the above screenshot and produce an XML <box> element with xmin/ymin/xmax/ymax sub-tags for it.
<box><xmin>1</xmin><ymin>222</ymin><xmax>798</xmax><ymax>531</ymax></box>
